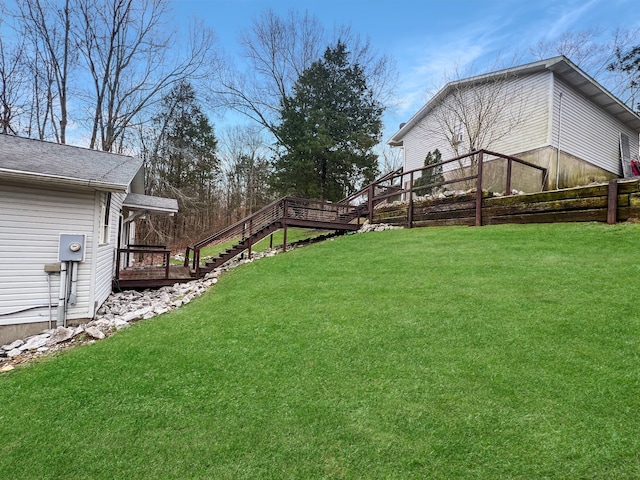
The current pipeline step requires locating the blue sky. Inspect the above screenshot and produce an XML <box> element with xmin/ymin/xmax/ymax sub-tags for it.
<box><xmin>173</xmin><ymin>0</ymin><xmax>640</xmax><ymax>140</ymax></box>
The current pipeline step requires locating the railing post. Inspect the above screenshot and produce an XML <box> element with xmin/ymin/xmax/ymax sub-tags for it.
<box><xmin>248</xmin><ymin>217</ymin><xmax>253</xmax><ymax>258</ymax></box>
<box><xmin>115</xmin><ymin>249</ymin><xmax>121</xmax><ymax>279</ymax></box>
<box><xmin>283</xmin><ymin>198</ymin><xmax>288</xmax><ymax>252</ymax></box>
<box><xmin>475</xmin><ymin>151</ymin><xmax>484</xmax><ymax>227</ymax></box>
<box><xmin>164</xmin><ymin>251</ymin><xmax>170</xmax><ymax>279</ymax></box>
<box><xmin>368</xmin><ymin>184</ymin><xmax>374</xmax><ymax>223</ymax></box>
<box><xmin>408</xmin><ymin>171</ymin><xmax>414</xmax><ymax>228</ymax></box>
<box><xmin>505</xmin><ymin>157</ymin><xmax>512</xmax><ymax>195</ymax></box>
<box><xmin>607</xmin><ymin>179</ymin><xmax>618</xmax><ymax>225</ymax></box>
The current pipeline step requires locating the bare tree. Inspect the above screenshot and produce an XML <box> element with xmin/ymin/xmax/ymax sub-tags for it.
<box><xmin>219</xmin><ymin>124</ymin><xmax>273</xmax><ymax>222</ymax></box>
<box><xmin>76</xmin><ymin>0</ymin><xmax>216</xmax><ymax>152</ymax></box>
<box><xmin>0</xmin><ymin>20</ymin><xmax>28</xmax><ymax>134</ymax></box>
<box><xmin>530</xmin><ymin>27</ymin><xmax>640</xmax><ymax>108</ymax></box>
<box><xmin>421</xmin><ymin>66</ymin><xmax>532</xmax><ymax>166</ymax></box>
<box><xmin>378</xmin><ymin>144</ymin><xmax>402</xmax><ymax>174</ymax></box>
<box><xmin>211</xmin><ymin>8</ymin><xmax>396</xmax><ymax>141</ymax></box>
<box><xmin>15</xmin><ymin>0</ymin><xmax>74</xmax><ymax>142</ymax></box>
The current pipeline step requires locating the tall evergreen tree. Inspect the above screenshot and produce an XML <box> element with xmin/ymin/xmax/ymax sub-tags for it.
<box><xmin>413</xmin><ymin>149</ymin><xmax>444</xmax><ymax>196</ymax></box>
<box><xmin>272</xmin><ymin>41</ymin><xmax>383</xmax><ymax>201</ymax></box>
<box><xmin>147</xmin><ymin>81</ymin><xmax>218</xmax><ymax>202</ymax></box>
<box><xmin>144</xmin><ymin>81</ymin><xmax>219</xmax><ymax>241</ymax></box>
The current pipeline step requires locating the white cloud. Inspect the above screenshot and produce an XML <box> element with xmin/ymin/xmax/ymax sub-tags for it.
<box><xmin>544</xmin><ymin>0</ymin><xmax>600</xmax><ymax>39</ymax></box>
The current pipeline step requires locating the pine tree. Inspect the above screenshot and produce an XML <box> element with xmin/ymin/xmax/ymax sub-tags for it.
<box><xmin>144</xmin><ymin>81</ymin><xmax>219</xmax><ymax>241</ymax></box>
<box><xmin>413</xmin><ymin>149</ymin><xmax>444</xmax><ymax>196</ymax></box>
<box><xmin>272</xmin><ymin>41</ymin><xmax>383</xmax><ymax>201</ymax></box>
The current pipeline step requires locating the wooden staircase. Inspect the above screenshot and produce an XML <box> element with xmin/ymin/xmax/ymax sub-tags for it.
<box><xmin>198</xmin><ymin>221</ymin><xmax>283</xmax><ymax>274</ymax></box>
<box><xmin>185</xmin><ymin>196</ymin><xmax>365</xmax><ymax>277</ymax></box>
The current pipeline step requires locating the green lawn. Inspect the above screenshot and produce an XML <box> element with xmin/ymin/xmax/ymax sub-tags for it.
<box><xmin>1</xmin><ymin>222</ymin><xmax>639</xmax><ymax>479</ymax></box>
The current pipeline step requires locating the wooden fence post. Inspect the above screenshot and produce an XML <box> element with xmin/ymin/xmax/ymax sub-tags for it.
<box><xmin>408</xmin><ymin>171</ymin><xmax>414</xmax><ymax>228</ymax></box>
<box><xmin>475</xmin><ymin>151</ymin><xmax>484</xmax><ymax>227</ymax></box>
<box><xmin>505</xmin><ymin>157</ymin><xmax>512</xmax><ymax>196</ymax></box>
<box><xmin>283</xmin><ymin>198</ymin><xmax>288</xmax><ymax>251</ymax></box>
<box><xmin>607</xmin><ymin>179</ymin><xmax>618</xmax><ymax>225</ymax></box>
<box><xmin>368</xmin><ymin>184</ymin><xmax>374</xmax><ymax>223</ymax></box>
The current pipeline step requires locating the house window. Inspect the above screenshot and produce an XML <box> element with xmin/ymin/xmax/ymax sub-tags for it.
<box><xmin>100</xmin><ymin>192</ymin><xmax>112</xmax><ymax>245</ymax></box>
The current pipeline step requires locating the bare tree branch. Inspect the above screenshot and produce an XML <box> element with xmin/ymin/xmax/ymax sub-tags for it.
<box><xmin>75</xmin><ymin>0</ymin><xmax>216</xmax><ymax>151</ymax></box>
<box><xmin>209</xmin><ymin>8</ymin><xmax>397</xmax><ymax>141</ymax></box>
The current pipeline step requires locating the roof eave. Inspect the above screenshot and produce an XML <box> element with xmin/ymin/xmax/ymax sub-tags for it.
<box><xmin>0</xmin><ymin>168</ymin><xmax>130</xmax><ymax>192</ymax></box>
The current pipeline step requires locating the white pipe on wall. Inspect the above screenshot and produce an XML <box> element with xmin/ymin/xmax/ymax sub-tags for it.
<box><xmin>68</xmin><ymin>262</ymin><xmax>78</xmax><ymax>306</ymax></box>
<box><xmin>57</xmin><ymin>262</ymin><xmax>68</xmax><ymax>327</ymax></box>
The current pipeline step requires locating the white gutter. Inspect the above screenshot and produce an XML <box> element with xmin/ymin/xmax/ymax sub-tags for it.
<box><xmin>0</xmin><ymin>168</ymin><xmax>129</xmax><ymax>192</ymax></box>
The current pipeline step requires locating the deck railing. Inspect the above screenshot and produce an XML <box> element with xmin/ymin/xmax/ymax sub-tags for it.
<box><xmin>184</xmin><ymin>196</ymin><xmax>363</xmax><ymax>272</ymax></box>
<box><xmin>115</xmin><ymin>245</ymin><xmax>171</xmax><ymax>281</ymax></box>
<box><xmin>360</xmin><ymin>150</ymin><xmax>548</xmax><ymax>227</ymax></box>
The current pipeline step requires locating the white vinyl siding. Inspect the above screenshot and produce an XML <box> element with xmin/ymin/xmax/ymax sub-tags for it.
<box><xmin>551</xmin><ymin>79</ymin><xmax>639</xmax><ymax>175</ymax></box>
<box><xmin>0</xmin><ymin>184</ymin><xmax>96</xmax><ymax>326</ymax></box>
<box><xmin>488</xmin><ymin>71</ymin><xmax>551</xmax><ymax>154</ymax></box>
<box><xmin>400</xmin><ymin>72</ymin><xmax>552</xmax><ymax>173</ymax></box>
<box><xmin>94</xmin><ymin>191</ymin><xmax>124</xmax><ymax>307</ymax></box>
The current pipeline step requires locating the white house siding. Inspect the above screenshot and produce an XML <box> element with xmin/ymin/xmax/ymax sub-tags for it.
<box><xmin>551</xmin><ymin>79</ymin><xmax>640</xmax><ymax>176</ymax></box>
<box><xmin>485</xmin><ymin>71</ymin><xmax>551</xmax><ymax>156</ymax></box>
<box><xmin>93</xmin><ymin>191</ymin><xmax>125</xmax><ymax>310</ymax></box>
<box><xmin>0</xmin><ymin>184</ymin><xmax>95</xmax><ymax>326</ymax></box>
<box><xmin>400</xmin><ymin>72</ymin><xmax>552</xmax><ymax>175</ymax></box>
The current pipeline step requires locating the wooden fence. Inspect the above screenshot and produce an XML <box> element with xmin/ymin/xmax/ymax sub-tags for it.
<box><xmin>373</xmin><ymin>178</ymin><xmax>640</xmax><ymax>227</ymax></box>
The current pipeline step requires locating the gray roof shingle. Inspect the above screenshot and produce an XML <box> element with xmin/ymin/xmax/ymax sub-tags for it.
<box><xmin>123</xmin><ymin>193</ymin><xmax>179</xmax><ymax>214</ymax></box>
<box><xmin>0</xmin><ymin>134</ymin><xmax>142</xmax><ymax>190</ymax></box>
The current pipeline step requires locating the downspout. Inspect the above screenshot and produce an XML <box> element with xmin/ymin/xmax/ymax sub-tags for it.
<box><xmin>556</xmin><ymin>92</ymin><xmax>564</xmax><ymax>189</ymax></box>
<box><xmin>57</xmin><ymin>262</ymin><xmax>68</xmax><ymax>327</ymax></box>
<box><xmin>47</xmin><ymin>272</ymin><xmax>53</xmax><ymax>330</ymax></box>
<box><xmin>68</xmin><ymin>262</ymin><xmax>78</xmax><ymax>306</ymax></box>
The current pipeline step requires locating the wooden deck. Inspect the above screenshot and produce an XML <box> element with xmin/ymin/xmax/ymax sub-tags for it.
<box><xmin>114</xmin><ymin>196</ymin><xmax>364</xmax><ymax>289</ymax></box>
<box><xmin>114</xmin><ymin>265</ymin><xmax>195</xmax><ymax>290</ymax></box>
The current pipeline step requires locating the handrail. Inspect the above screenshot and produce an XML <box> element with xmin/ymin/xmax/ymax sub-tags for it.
<box><xmin>364</xmin><ymin>149</ymin><xmax>548</xmax><ymax>228</ymax></box>
<box><xmin>338</xmin><ymin>166</ymin><xmax>403</xmax><ymax>205</ymax></box>
<box><xmin>116</xmin><ymin>246</ymin><xmax>171</xmax><ymax>281</ymax></box>
<box><xmin>186</xmin><ymin>196</ymin><xmax>364</xmax><ymax>274</ymax></box>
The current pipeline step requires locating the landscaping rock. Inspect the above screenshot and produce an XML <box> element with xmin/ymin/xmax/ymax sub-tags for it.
<box><xmin>113</xmin><ymin>319</ymin><xmax>130</xmax><ymax>330</ymax></box>
<box><xmin>357</xmin><ymin>222</ymin><xmax>403</xmax><ymax>234</ymax></box>
<box><xmin>7</xmin><ymin>348</ymin><xmax>23</xmax><ymax>358</ymax></box>
<box><xmin>19</xmin><ymin>334</ymin><xmax>50</xmax><ymax>351</ymax></box>
<box><xmin>2</xmin><ymin>339</ymin><xmax>24</xmax><ymax>351</ymax></box>
<box><xmin>85</xmin><ymin>326</ymin><xmax>106</xmax><ymax>340</ymax></box>
<box><xmin>46</xmin><ymin>327</ymin><xmax>75</xmax><ymax>346</ymax></box>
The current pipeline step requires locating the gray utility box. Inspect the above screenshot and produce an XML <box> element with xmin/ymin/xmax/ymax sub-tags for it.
<box><xmin>59</xmin><ymin>234</ymin><xmax>86</xmax><ymax>262</ymax></box>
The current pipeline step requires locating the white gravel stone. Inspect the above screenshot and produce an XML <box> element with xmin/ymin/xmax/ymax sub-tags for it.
<box><xmin>85</xmin><ymin>326</ymin><xmax>106</xmax><ymax>340</ymax></box>
<box><xmin>46</xmin><ymin>327</ymin><xmax>75</xmax><ymax>346</ymax></box>
<box><xmin>114</xmin><ymin>319</ymin><xmax>130</xmax><ymax>329</ymax></box>
<box><xmin>2</xmin><ymin>339</ymin><xmax>24</xmax><ymax>351</ymax></box>
<box><xmin>19</xmin><ymin>334</ymin><xmax>50</xmax><ymax>351</ymax></box>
